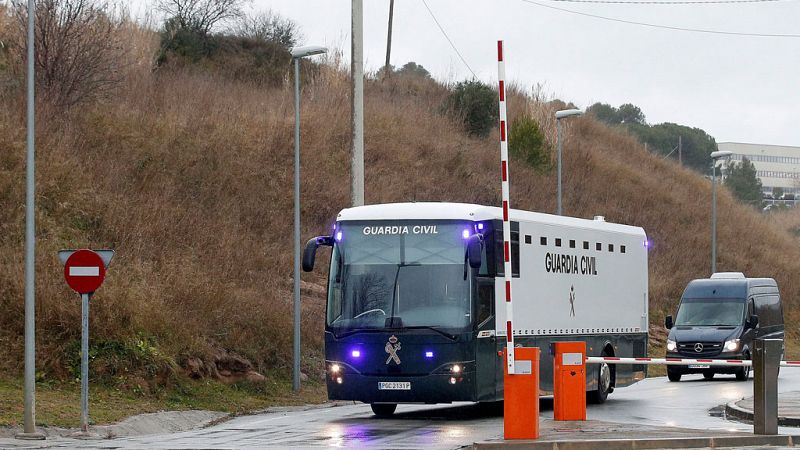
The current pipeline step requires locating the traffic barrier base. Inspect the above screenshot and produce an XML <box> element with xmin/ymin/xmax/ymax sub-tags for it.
<box><xmin>552</xmin><ymin>341</ymin><xmax>586</xmax><ymax>421</ymax></box>
<box><xmin>504</xmin><ymin>347</ymin><xmax>539</xmax><ymax>440</ymax></box>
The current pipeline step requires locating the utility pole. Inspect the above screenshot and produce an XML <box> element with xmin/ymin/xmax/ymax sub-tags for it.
<box><xmin>384</xmin><ymin>0</ymin><xmax>395</xmax><ymax>76</ymax></box>
<box><xmin>17</xmin><ymin>0</ymin><xmax>44</xmax><ymax>440</ymax></box>
<box><xmin>351</xmin><ymin>0</ymin><xmax>365</xmax><ymax>207</ymax></box>
<box><xmin>678</xmin><ymin>135</ymin><xmax>682</xmax><ymax>166</ymax></box>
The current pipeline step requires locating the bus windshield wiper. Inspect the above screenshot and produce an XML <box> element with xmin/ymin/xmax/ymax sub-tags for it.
<box><xmin>333</xmin><ymin>327</ymin><xmax>385</xmax><ymax>339</ymax></box>
<box><xmin>401</xmin><ymin>325</ymin><xmax>458</xmax><ymax>341</ymax></box>
<box><xmin>388</xmin><ymin>262</ymin><xmax>421</xmax><ymax>324</ymax></box>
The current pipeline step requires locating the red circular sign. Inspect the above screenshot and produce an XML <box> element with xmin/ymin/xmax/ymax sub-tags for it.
<box><xmin>64</xmin><ymin>249</ymin><xmax>106</xmax><ymax>294</ymax></box>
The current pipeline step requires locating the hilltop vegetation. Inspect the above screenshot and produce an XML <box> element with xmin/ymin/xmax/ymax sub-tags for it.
<box><xmin>1</xmin><ymin>2</ymin><xmax>800</xmax><ymax>410</ymax></box>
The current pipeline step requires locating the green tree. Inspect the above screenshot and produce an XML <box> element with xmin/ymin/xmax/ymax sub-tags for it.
<box><xmin>586</xmin><ymin>102</ymin><xmax>619</xmax><ymax>125</ymax></box>
<box><xmin>509</xmin><ymin>115</ymin><xmax>549</xmax><ymax>171</ymax></box>
<box><xmin>617</xmin><ymin>103</ymin><xmax>645</xmax><ymax>124</ymax></box>
<box><xmin>446</xmin><ymin>80</ymin><xmax>498</xmax><ymax>138</ymax></box>
<box><xmin>724</xmin><ymin>158</ymin><xmax>763</xmax><ymax>208</ymax></box>
<box><xmin>396</xmin><ymin>61</ymin><xmax>430</xmax><ymax>79</ymax></box>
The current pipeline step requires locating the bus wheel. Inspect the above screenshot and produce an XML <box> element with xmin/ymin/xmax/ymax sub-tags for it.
<box><xmin>667</xmin><ymin>367</ymin><xmax>682</xmax><ymax>382</ymax></box>
<box><xmin>588</xmin><ymin>362</ymin><xmax>612</xmax><ymax>404</ymax></box>
<box><xmin>370</xmin><ymin>403</ymin><xmax>397</xmax><ymax>417</ymax></box>
<box><xmin>703</xmin><ymin>372</ymin><xmax>714</xmax><ymax>380</ymax></box>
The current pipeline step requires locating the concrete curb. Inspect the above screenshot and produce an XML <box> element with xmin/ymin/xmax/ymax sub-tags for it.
<box><xmin>725</xmin><ymin>399</ymin><xmax>800</xmax><ymax>427</ymax></box>
<box><xmin>474</xmin><ymin>434</ymin><xmax>800</xmax><ymax>449</ymax></box>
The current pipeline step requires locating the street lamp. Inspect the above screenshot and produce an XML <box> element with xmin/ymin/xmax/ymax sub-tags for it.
<box><xmin>555</xmin><ymin>109</ymin><xmax>583</xmax><ymax>215</ymax></box>
<box><xmin>710</xmin><ymin>150</ymin><xmax>733</xmax><ymax>274</ymax></box>
<box><xmin>291</xmin><ymin>45</ymin><xmax>327</xmax><ymax>393</ymax></box>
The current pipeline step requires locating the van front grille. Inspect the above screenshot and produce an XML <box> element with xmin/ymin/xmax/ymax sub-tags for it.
<box><xmin>677</xmin><ymin>342</ymin><xmax>722</xmax><ymax>356</ymax></box>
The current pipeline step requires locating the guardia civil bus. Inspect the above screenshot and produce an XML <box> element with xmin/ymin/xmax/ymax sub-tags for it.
<box><xmin>302</xmin><ymin>202</ymin><xmax>649</xmax><ymax>416</ymax></box>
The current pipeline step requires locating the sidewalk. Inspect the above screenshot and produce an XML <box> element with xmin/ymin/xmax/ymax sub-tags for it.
<box><xmin>726</xmin><ymin>389</ymin><xmax>800</xmax><ymax>427</ymax></box>
<box><xmin>474</xmin><ymin>416</ymin><xmax>800</xmax><ymax>449</ymax></box>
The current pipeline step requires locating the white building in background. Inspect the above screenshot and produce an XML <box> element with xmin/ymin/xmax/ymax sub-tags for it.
<box><xmin>718</xmin><ymin>142</ymin><xmax>800</xmax><ymax>195</ymax></box>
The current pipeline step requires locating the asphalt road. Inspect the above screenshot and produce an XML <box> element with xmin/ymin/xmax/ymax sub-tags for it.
<box><xmin>9</xmin><ymin>369</ymin><xmax>800</xmax><ymax>449</ymax></box>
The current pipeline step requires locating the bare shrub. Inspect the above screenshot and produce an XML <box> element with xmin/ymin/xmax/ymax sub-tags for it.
<box><xmin>231</xmin><ymin>9</ymin><xmax>300</xmax><ymax>48</ymax></box>
<box><xmin>156</xmin><ymin>0</ymin><xmax>248</xmax><ymax>35</ymax></box>
<box><xmin>9</xmin><ymin>0</ymin><xmax>128</xmax><ymax>108</ymax></box>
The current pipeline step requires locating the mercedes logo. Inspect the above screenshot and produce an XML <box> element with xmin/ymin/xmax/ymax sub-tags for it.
<box><xmin>694</xmin><ymin>343</ymin><xmax>704</xmax><ymax>353</ymax></box>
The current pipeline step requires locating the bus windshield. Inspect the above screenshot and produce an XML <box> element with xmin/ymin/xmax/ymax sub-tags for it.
<box><xmin>327</xmin><ymin>221</ymin><xmax>474</xmax><ymax>333</ymax></box>
<box><xmin>675</xmin><ymin>298</ymin><xmax>745</xmax><ymax>327</ymax></box>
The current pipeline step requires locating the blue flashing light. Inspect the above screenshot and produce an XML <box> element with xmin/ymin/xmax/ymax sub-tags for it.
<box><xmin>336</xmin><ymin>231</ymin><xmax>343</xmax><ymax>242</ymax></box>
<box><xmin>425</xmin><ymin>351</ymin><xmax>434</xmax><ymax>359</ymax></box>
<box><xmin>351</xmin><ymin>349</ymin><xmax>361</xmax><ymax>358</ymax></box>
<box><xmin>462</xmin><ymin>229</ymin><xmax>470</xmax><ymax>239</ymax></box>
<box><xmin>477</xmin><ymin>223</ymin><xmax>484</xmax><ymax>231</ymax></box>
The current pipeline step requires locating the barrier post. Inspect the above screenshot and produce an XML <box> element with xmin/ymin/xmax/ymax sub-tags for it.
<box><xmin>504</xmin><ymin>347</ymin><xmax>540</xmax><ymax>440</ymax></box>
<box><xmin>552</xmin><ymin>341</ymin><xmax>586</xmax><ymax>421</ymax></box>
<box><xmin>753</xmin><ymin>338</ymin><xmax>781</xmax><ymax>435</ymax></box>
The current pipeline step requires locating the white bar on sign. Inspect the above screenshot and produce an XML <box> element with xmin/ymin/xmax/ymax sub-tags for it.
<box><xmin>69</xmin><ymin>266</ymin><xmax>99</xmax><ymax>277</ymax></box>
<box><xmin>562</xmin><ymin>353</ymin><xmax>583</xmax><ymax>366</ymax></box>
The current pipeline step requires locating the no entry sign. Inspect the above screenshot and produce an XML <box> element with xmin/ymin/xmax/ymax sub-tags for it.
<box><xmin>62</xmin><ymin>249</ymin><xmax>109</xmax><ymax>294</ymax></box>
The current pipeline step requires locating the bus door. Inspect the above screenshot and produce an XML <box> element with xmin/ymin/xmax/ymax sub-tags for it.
<box><xmin>475</xmin><ymin>278</ymin><xmax>497</xmax><ymax>401</ymax></box>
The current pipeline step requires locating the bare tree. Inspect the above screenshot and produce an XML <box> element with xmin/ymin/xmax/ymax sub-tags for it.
<box><xmin>157</xmin><ymin>0</ymin><xmax>248</xmax><ymax>35</ymax></box>
<box><xmin>10</xmin><ymin>0</ymin><xmax>127</xmax><ymax>108</ymax></box>
<box><xmin>231</xmin><ymin>9</ymin><xmax>299</xmax><ymax>48</ymax></box>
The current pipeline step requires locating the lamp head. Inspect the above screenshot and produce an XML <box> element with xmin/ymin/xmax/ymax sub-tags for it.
<box><xmin>555</xmin><ymin>109</ymin><xmax>583</xmax><ymax>120</ymax></box>
<box><xmin>710</xmin><ymin>150</ymin><xmax>733</xmax><ymax>160</ymax></box>
<box><xmin>291</xmin><ymin>45</ymin><xmax>328</xmax><ymax>59</ymax></box>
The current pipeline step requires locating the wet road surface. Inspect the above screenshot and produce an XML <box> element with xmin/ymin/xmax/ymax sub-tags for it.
<box><xmin>6</xmin><ymin>369</ymin><xmax>800</xmax><ymax>449</ymax></box>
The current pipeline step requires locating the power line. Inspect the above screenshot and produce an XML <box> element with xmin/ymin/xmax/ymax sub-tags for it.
<box><xmin>541</xmin><ymin>0</ymin><xmax>792</xmax><ymax>4</ymax></box>
<box><xmin>420</xmin><ymin>0</ymin><xmax>478</xmax><ymax>78</ymax></box>
<box><xmin>521</xmin><ymin>0</ymin><xmax>800</xmax><ymax>37</ymax></box>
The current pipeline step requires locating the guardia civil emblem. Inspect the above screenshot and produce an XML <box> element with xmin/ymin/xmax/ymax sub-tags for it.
<box><xmin>385</xmin><ymin>335</ymin><xmax>402</xmax><ymax>365</ymax></box>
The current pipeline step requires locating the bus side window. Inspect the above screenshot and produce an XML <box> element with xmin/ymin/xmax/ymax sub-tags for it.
<box><xmin>494</xmin><ymin>224</ymin><xmax>520</xmax><ymax>278</ymax></box>
<box><xmin>477</xmin><ymin>283</ymin><xmax>494</xmax><ymax>325</ymax></box>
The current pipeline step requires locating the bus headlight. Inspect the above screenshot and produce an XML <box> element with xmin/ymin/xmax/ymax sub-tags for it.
<box><xmin>724</xmin><ymin>339</ymin><xmax>740</xmax><ymax>352</ymax></box>
<box><xmin>330</xmin><ymin>363</ymin><xmax>341</xmax><ymax>374</ymax></box>
<box><xmin>451</xmin><ymin>364</ymin><xmax>462</xmax><ymax>374</ymax></box>
<box><xmin>666</xmin><ymin>340</ymin><xmax>677</xmax><ymax>352</ymax></box>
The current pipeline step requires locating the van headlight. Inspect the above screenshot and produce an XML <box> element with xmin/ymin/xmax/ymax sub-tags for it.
<box><xmin>724</xmin><ymin>339</ymin><xmax>740</xmax><ymax>352</ymax></box>
<box><xmin>666</xmin><ymin>340</ymin><xmax>677</xmax><ymax>352</ymax></box>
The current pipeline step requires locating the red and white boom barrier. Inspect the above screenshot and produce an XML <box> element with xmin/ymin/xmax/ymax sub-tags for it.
<box><xmin>586</xmin><ymin>356</ymin><xmax>800</xmax><ymax>367</ymax></box>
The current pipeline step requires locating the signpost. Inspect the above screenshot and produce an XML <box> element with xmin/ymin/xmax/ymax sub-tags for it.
<box><xmin>59</xmin><ymin>249</ymin><xmax>114</xmax><ymax>434</ymax></box>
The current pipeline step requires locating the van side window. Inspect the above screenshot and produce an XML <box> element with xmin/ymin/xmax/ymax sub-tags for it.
<box><xmin>477</xmin><ymin>283</ymin><xmax>494</xmax><ymax>325</ymax></box>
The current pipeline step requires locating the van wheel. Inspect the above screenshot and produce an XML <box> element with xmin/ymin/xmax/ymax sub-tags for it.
<box><xmin>735</xmin><ymin>353</ymin><xmax>751</xmax><ymax>381</ymax></box>
<box><xmin>588</xmin><ymin>362</ymin><xmax>612</xmax><ymax>404</ymax></box>
<box><xmin>703</xmin><ymin>372</ymin><xmax>714</xmax><ymax>380</ymax></box>
<box><xmin>370</xmin><ymin>403</ymin><xmax>397</xmax><ymax>417</ymax></box>
<box><xmin>667</xmin><ymin>368</ymin><xmax>681</xmax><ymax>382</ymax></box>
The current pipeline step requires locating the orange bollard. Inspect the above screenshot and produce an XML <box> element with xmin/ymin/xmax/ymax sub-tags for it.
<box><xmin>552</xmin><ymin>341</ymin><xmax>587</xmax><ymax>421</ymax></box>
<box><xmin>504</xmin><ymin>347</ymin><xmax>540</xmax><ymax>440</ymax></box>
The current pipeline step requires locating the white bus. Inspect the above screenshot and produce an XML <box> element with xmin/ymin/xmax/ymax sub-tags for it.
<box><xmin>303</xmin><ymin>202</ymin><xmax>649</xmax><ymax>416</ymax></box>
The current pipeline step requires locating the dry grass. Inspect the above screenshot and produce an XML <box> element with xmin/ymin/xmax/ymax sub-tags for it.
<box><xmin>1</xmin><ymin>22</ymin><xmax>800</xmax><ymax>391</ymax></box>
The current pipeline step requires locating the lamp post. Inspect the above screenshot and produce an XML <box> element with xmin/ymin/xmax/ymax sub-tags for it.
<box><xmin>291</xmin><ymin>45</ymin><xmax>327</xmax><ymax>393</ymax></box>
<box><xmin>710</xmin><ymin>150</ymin><xmax>733</xmax><ymax>274</ymax></box>
<box><xmin>555</xmin><ymin>109</ymin><xmax>583</xmax><ymax>215</ymax></box>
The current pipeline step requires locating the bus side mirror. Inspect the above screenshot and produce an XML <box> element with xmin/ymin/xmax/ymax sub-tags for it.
<box><xmin>665</xmin><ymin>315</ymin><xmax>673</xmax><ymax>330</ymax></box>
<box><xmin>467</xmin><ymin>234</ymin><xmax>483</xmax><ymax>269</ymax></box>
<box><xmin>747</xmin><ymin>314</ymin><xmax>759</xmax><ymax>329</ymax></box>
<box><xmin>302</xmin><ymin>235</ymin><xmax>333</xmax><ymax>272</ymax></box>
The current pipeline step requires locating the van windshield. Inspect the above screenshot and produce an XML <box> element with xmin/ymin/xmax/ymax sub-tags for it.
<box><xmin>675</xmin><ymin>298</ymin><xmax>745</xmax><ymax>327</ymax></box>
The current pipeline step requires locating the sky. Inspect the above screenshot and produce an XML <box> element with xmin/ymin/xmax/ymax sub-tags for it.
<box><xmin>130</xmin><ymin>0</ymin><xmax>800</xmax><ymax>146</ymax></box>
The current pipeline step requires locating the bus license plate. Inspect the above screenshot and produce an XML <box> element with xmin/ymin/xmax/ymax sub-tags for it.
<box><xmin>689</xmin><ymin>365</ymin><xmax>710</xmax><ymax>369</ymax></box>
<box><xmin>378</xmin><ymin>382</ymin><xmax>411</xmax><ymax>390</ymax></box>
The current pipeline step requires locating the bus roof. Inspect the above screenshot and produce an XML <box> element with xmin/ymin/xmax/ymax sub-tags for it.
<box><xmin>336</xmin><ymin>202</ymin><xmax>646</xmax><ymax>237</ymax></box>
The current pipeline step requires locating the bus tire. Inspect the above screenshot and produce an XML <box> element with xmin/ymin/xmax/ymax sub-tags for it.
<box><xmin>588</xmin><ymin>361</ymin><xmax>612</xmax><ymax>404</ymax></box>
<box><xmin>667</xmin><ymin>368</ymin><xmax>681</xmax><ymax>382</ymax></box>
<box><xmin>370</xmin><ymin>403</ymin><xmax>397</xmax><ymax>417</ymax></box>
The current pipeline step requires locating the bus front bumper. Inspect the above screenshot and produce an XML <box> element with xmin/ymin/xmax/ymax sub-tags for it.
<box><xmin>326</xmin><ymin>371</ymin><xmax>477</xmax><ymax>404</ymax></box>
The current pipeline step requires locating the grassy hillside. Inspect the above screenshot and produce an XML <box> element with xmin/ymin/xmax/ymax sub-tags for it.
<box><xmin>1</xmin><ymin>24</ymin><xmax>799</xmax><ymax>401</ymax></box>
